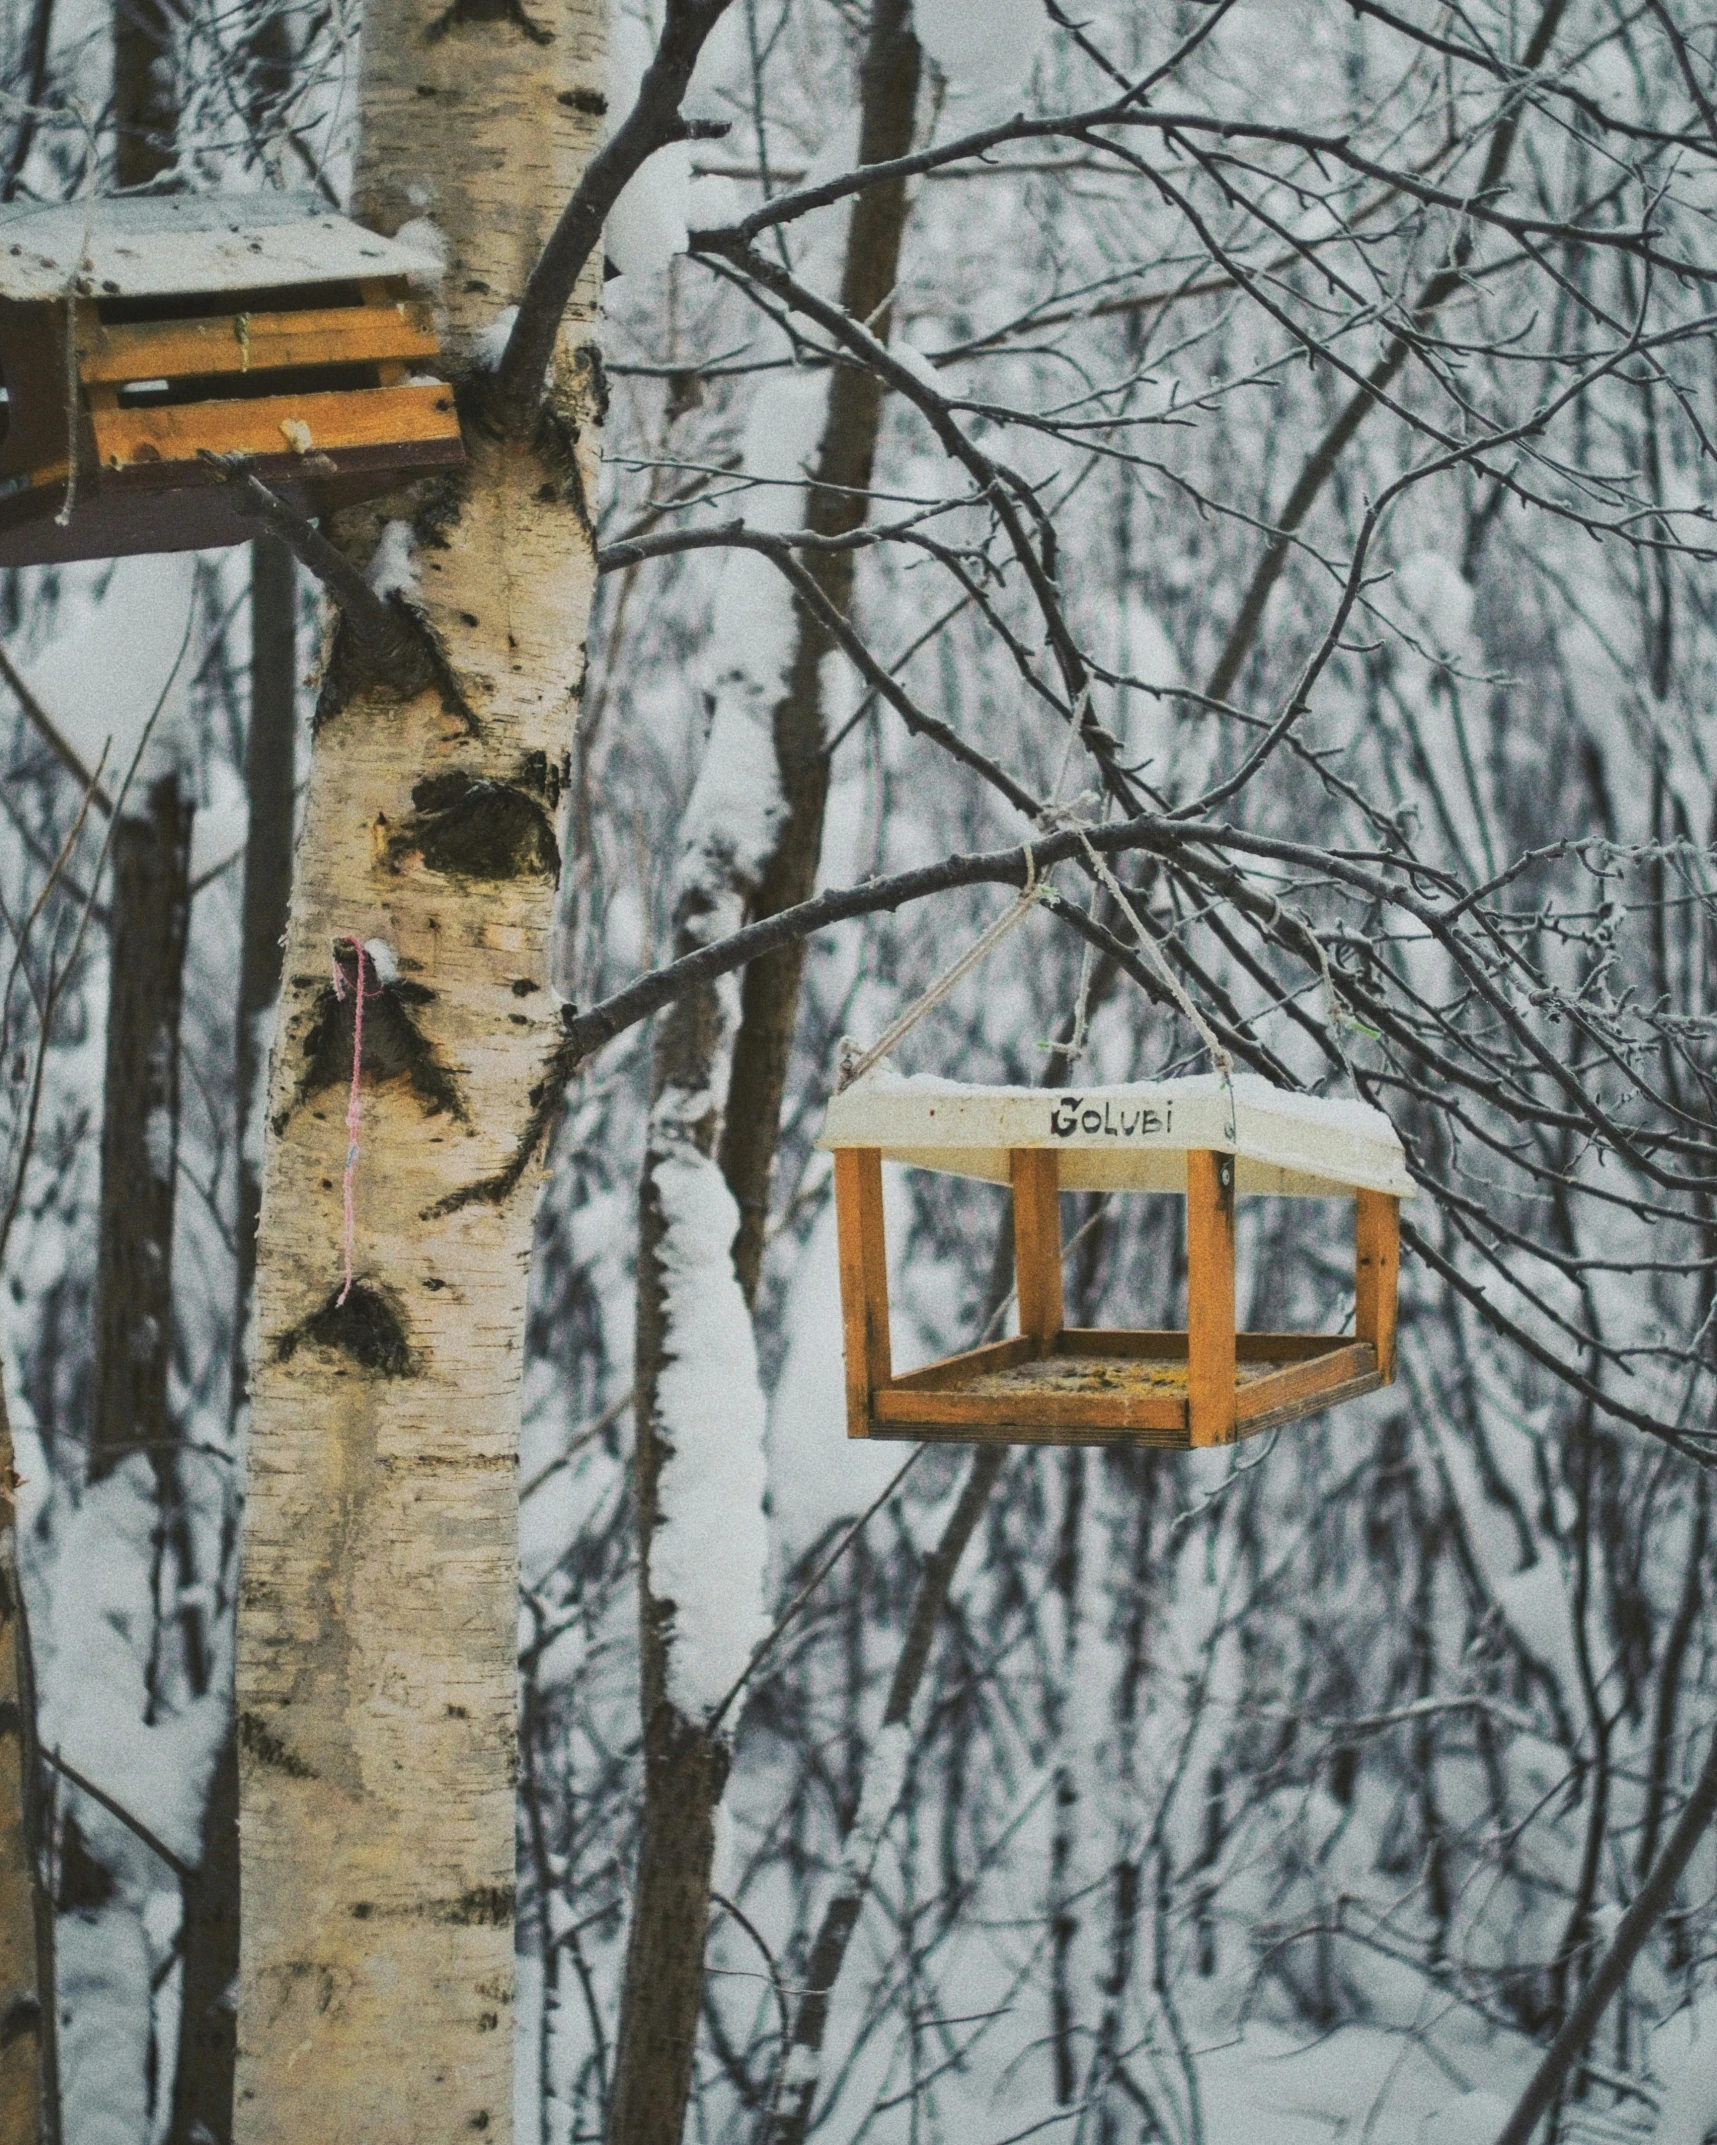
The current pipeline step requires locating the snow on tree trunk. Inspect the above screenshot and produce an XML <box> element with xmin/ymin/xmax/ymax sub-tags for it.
<box><xmin>607</xmin><ymin>489</ymin><xmax>790</xmax><ymax>2139</ymax></box>
<box><xmin>607</xmin><ymin>13</ymin><xmax>920</xmax><ymax>2134</ymax></box>
<box><xmin>231</xmin><ymin>1</ymin><xmax>607</xmax><ymax>2134</ymax></box>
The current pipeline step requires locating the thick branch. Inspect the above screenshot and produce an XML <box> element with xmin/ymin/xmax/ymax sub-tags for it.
<box><xmin>203</xmin><ymin>460</ymin><xmax>440</xmax><ymax>698</ymax></box>
<box><xmin>489</xmin><ymin>0</ymin><xmax>736</xmax><ymax>434</ymax></box>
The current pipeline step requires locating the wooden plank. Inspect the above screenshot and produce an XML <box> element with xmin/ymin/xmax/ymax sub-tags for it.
<box><xmin>1234</xmin><ymin>1343</ymin><xmax>1377</xmax><ymax>1426</ymax></box>
<box><xmin>0</xmin><ymin>299</ymin><xmax>80</xmax><ymax>480</ymax></box>
<box><xmin>864</xmin><ymin>1415</ymin><xmax>1194</xmax><ymax>1450</ymax></box>
<box><xmin>887</xmin><ymin>1337</ymin><xmax>1036</xmax><ymax>1392</ymax></box>
<box><xmin>90</xmin><ymin>381</ymin><xmax>459</xmax><ymax>469</ymax></box>
<box><xmin>1056</xmin><ymin>1328</ymin><xmax>1188</xmax><ymax>1359</ymax></box>
<box><xmin>873</xmin><ymin>1383</ymin><xmax>1185</xmax><ymax>1434</ymax></box>
<box><xmin>1055</xmin><ymin>1329</ymin><xmax>1353</xmax><ymax>1363</ymax></box>
<box><xmin>1355</xmin><ymin>1190</ymin><xmax>1400</xmax><ymax>1381</ymax></box>
<box><xmin>1237</xmin><ymin>1332</ymin><xmax>1354</xmax><ymax>1362</ymax></box>
<box><xmin>1186</xmin><ymin>1149</ymin><xmax>1237</xmax><ymax>1447</ymax></box>
<box><xmin>78</xmin><ymin>300</ymin><xmax>440</xmax><ymax>384</ymax></box>
<box><xmin>1011</xmin><ymin>1147</ymin><xmax>1063</xmax><ymax>1351</ymax></box>
<box><xmin>1233</xmin><ymin>1364</ymin><xmax>1385</xmax><ymax>1439</ymax></box>
<box><xmin>834</xmin><ymin>1147</ymin><xmax>892</xmax><ymax>1439</ymax></box>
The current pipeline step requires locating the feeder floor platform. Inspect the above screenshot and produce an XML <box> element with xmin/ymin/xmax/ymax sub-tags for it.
<box><xmin>862</xmin><ymin>1329</ymin><xmax>1385</xmax><ymax>1448</ymax></box>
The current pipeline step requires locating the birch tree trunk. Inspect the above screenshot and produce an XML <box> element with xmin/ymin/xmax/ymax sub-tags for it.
<box><xmin>608</xmin><ymin>10</ymin><xmax>919</xmax><ymax>2138</ymax></box>
<box><xmin>232</xmin><ymin>8</ymin><xmax>607</xmax><ymax>2136</ymax></box>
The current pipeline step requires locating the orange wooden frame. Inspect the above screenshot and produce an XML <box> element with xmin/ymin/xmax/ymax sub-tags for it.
<box><xmin>832</xmin><ymin>1145</ymin><xmax>1400</xmax><ymax>1449</ymax></box>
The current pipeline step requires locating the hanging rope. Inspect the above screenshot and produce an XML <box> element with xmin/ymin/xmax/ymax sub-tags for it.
<box><xmin>837</xmin><ymin>850</ymin><xmax>1048</xmax><ymax>1091</ymax></box>
<box><xmin>837</xmin><ymin>777</ymin><xmax>1236</xmax><ymax>1150</ymax></box>
<box><xmin>330</xmin><ymin>936</ymin><xmax>375</xmax><ymax>1304</ymax></box>
<box><xmin>1041</xmin><ymin>807</ymin><xmax>1238</xmax><ymax>1142</ymax></box>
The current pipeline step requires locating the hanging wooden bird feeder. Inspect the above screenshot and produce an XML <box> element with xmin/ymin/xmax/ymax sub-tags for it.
<box><xmin>0</xmin><ymin>194</ymin><xmax>464</xmax><ymax>567</ymax></box>
<box><xmin>820</xmin><ymin>1071</ymin><xmax>1413</xmax><ymax>1450</ymax></box>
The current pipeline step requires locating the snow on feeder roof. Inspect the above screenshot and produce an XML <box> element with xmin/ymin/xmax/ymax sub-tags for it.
<box><xmin>0</xmin><ymin>193</ymin><xmax>462</xmax><ymax>567</ymax></box>
<box><xmin>818</xmin><ymin>1069</ymin><xmax>1411</xmax><ymax>1452</ymax></box>
<box><xmin>819</xmin><ymin>1069</ymin><xmax>1416</xmax><ymax>1200</ymax></box>
<box><xmin>0</xmin><ymin>193</ymin><xmax>445</xmax><ymax>303</ymax></box>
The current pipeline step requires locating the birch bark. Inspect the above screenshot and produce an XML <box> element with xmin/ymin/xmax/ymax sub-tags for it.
<box><xmin>232</xmin><ymin>6</ymin><xmax>607</xmax><ymax>2138</ymax></box>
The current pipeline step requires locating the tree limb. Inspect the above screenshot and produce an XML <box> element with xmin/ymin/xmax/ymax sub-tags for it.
<box><xmin>489</xmin><ymin>0</ymin><xmax>738</xmax><ymax>435</ymax></box>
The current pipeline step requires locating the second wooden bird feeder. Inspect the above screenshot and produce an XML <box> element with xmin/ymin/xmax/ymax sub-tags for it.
<box><xmin>821</xmin><ymin>1071</ymin><xmax>1412</xmax><ymax>1450</ymax></box>
<box><xmin>0</xmin><ymin>193</ymin><xmax>464</xmax><ymax>567</ymax></box>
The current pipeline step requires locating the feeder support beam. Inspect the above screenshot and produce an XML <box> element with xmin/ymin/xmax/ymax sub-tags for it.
<box><xmin>835</xmin><ymin>1147</ymin><xmax>891</xmax><ymax>1438</ymax></box>
<box><xmin>1355</xmin><ymin>1190</ymin><xmax>1399</xmax><ymax>1380</ymax></box>
<box><xmin>1186</xmin><ymin>1149</ymin><xmax>1237</xmax><ymax>1446</ymax></box>
<box><xmin>1011</xmin><ymin>1149</ymin><xmax>1064</xmax><ymax>1353</ymax></box>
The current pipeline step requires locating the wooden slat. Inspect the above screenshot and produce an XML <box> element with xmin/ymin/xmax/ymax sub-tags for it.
<box><xmin>1234</xmin><ymin>1343</ymin><xmax>1377</xmax><ymax>1427</ymax></box>
<box><xmin>1056</xmin><ymin>1328</ymin><xmax>1188</xmax><ymax>1359</ymax></box>
<box><xmin>834</xmin><ymin>1147</ymin><xmax>892</xmax><ymax>1439</ymax></box>
<box><xmin>886</xmin><ymin>1337</ymin><xmax>1036</xmax><ymax>1392</ymax></box>
<box><xmin>1055</xmin><ymin>1329</ymin><xmax>1354</xmax><ymax>1363</ymax></box>
<box><xmin>90</xmin><ymin>382</ymin><xmax>459</xmax><ymax>470</ymax></box>
<box><xmin>864</xmin><ymin>1415</ymin><xmax>1194</xmax><ymax>1450</ymax></box>
<box><xmin>1011</xmin><ymin>1147</ymin><xmax>1063</xmax><ymax>1351</ymax></box>
<box><xmin>873</xmin><ymin>1383</ymin><xmax>1185</xmax><ymax>1434</ymax></box>
<box><xmin>77</xmin><ymin>300</ymin><xmax>439</xmax><ymax>384</ymax></box>
<box><xmin>1186</xmin><ymin>1149</ymin><xmax>1237</xmax><ymax>1447</ymax></box>
<box><xmin>1235</xmin><ymin>1363</ymin><xmax>1386</xmax><ymax>1439</ymax></box>
<box><xmin>1237</xmin><ymin>1332</ymin><xmax>1353</xmax><ymax>1363</ymax></box>
<box><xmin>1355</xmin><ymin>1190</ymin><xmax>1400</xmax><ymax>1382</ymax></box>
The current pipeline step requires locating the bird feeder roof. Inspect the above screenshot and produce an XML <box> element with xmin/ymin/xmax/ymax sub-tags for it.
<box><xmin>819</xmin><ymin>1069</ymin><xmax>1415</xmax><ymax>1199</ymax></box>
<box><xmin>0</xmin><ymin>194</ymin><xmax>443</xmax><ymax>304</ymax></box>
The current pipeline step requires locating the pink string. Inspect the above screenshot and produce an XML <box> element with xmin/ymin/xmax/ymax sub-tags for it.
<box><xmin>331</xmin><ymin>936</ymin><xmax>372</xmax><ymax>1305</ymax></box>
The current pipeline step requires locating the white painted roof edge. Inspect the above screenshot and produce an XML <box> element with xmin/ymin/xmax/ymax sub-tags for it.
<box><xmin>0</xmin><ymin>194</ymin><xmax>444</xmax><ymax>302</ymax></box>
<box><xmin>818</xmin><ymin>1069</ymin><xmax>1416</xmax><ymax>1199</ymax></box>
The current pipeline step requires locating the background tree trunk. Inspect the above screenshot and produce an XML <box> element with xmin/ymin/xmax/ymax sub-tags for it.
<box><xmin>0</xmin><ymin>1384</ymin><xmax>51</xmax><ymax>2145</ymax></box>
<box><xmin>717</xmin><ymin>0</ymin><xmax>919</xmax><ymax>1297</ymax></box>
<box><xmin>170</xmin><ymin>537</ymin><xmax>298</xmax><ymax>2145</ymax></box>
<box><xmin>89</xmin><ymin>775</ymin><xmax>193</xmax><ymax>1487</ymax></box>
<box><xmin>231</xmin><ymin>4</ymin><xmax>607</xmax><ymax>2136</ymax></box>
<box><xmin>607</xmin><ymin>10</ymin><xmax>920</xmax><ymax>2140</ymax></box>
<box><xmin>112</xmin><ymin>0</ymin><xmax>174</xmax><ymax>186</ymax></box>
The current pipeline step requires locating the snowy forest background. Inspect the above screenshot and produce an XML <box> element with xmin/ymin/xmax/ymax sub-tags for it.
<box><xmin>5</xmin><ymin>0</ymin><xmax>1717</xmax><ymax>2139</ymax></box>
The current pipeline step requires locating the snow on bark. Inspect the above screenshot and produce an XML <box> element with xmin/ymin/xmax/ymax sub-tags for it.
<box><xmin>35</xmin><ymin>1466</ymin><xmax>223</xmax><ymax>1876</ymax></box>
<box><xmin>673</xmin><ymin>371</ymin><xmax>832</xmax><ymax>936</ymax></box>
<box><xmin>365</xmin><ymin>519</ymin><xmax>419</xmax><ymax>601</ymax></box>
<box><xmin>767</xmin><ymin>1190</ymin><xmax>904</xmax><ymax>1552</ymax></box>
<box><xmin>648</xmin><ymin>1142</ymin><xmax>770</xmax><ymax>1721</ymax></box>
<box><xmin>604</xmin><ymin>15</ymin><xmax>692</xmax><ymax>279</ymax></box>
<box><xmin>838</xmin><ymin>1718</ymin><xmax>911</xmax><ymax>1885</ymax></box>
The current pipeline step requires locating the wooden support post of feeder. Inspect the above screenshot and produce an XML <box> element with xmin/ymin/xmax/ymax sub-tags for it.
<box><xmin>1186</xmin><ymin>1149</ymin><xmax>1237</xmax><ymax>1448</ymax></box>
<box><xmin>1355</xmin><ymin>1188</ymin><xmax>1400</xmax><ymax>1380</ymax></box>
<box><xmin>1011</xmin><ymin>1148</ymin><xmax>1063</xmax><ymax>1353</ymax></box>
<box><xmin>836</xmin><ymin>1145</ymin><xmax>892</xmax><ymax>1439</ymax></box>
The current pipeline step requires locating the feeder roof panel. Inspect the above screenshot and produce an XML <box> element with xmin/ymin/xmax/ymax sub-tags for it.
<box><xmin>0</xmin><ymin>195</ymin><xmax>443</xmax><ymax>304</ymax></box>
<box><xmin>819</xmin><ymin>1070</ymin><xmax>1416</xmax><ymax>1199</ymax></box>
